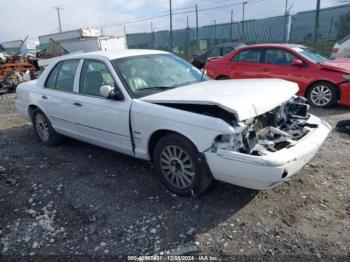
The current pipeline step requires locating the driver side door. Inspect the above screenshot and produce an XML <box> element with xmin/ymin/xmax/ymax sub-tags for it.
<box><xmin>73</xmin><ymin>59</ymin><xmax>133</xmax><ymax>156</ymax></box>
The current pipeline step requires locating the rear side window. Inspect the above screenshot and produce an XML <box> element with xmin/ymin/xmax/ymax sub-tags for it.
<box><xmin>45</xmin><ymin>62</ymin><xmax>62</xmax><ymax>89</ymax></box>
<box><xmin>79</xmin><ymin>60</ymin><xmax>116</xmax><ymax>97</ymax></box>
<box><xmin>222</xmin><ymin>47</ymin><xmax>234</xmax><ymax>55</ymax></box>
<box><xmin>45</xmin><ymin>60</ymin><xmax>79</xmax><ymax>92</ymax></box>
<box><xmin>233</xmin><ymin>49</ymin><xmax>262</xmax><ymax>63</ymax></box>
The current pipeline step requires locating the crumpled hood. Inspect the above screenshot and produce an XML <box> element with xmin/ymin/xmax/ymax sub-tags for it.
<box><xmin>141</xmin><ymin>78</ymin><xmax>299</xmax><ymax>121</ymax></box>
<box><xmin>321</xmin><ymin>58</ymin><xmax>350</xmax><ymax>74</ymax></box>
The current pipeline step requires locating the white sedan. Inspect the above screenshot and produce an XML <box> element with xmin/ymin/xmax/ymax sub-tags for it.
<box><xmin>16</xmin><ymin>50</ymin><xmax>331</xmax><ymax>196</ymax></box>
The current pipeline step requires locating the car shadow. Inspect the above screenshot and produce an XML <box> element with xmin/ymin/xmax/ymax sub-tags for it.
<box><xmin>0</xmin><ymin>125</ymin><xmax>258</xmax><ymax>255</ymax></box>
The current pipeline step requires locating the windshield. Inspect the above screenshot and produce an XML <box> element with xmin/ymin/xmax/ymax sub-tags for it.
<box><xmin>111</xmin><ymin>54</ymin><xmax>207</xmax><ymax>98</ymax></box>
<box><xmin>292</xmin><ymin>46</ymin><xmax>332</xmax><ymax>64</ymax></box>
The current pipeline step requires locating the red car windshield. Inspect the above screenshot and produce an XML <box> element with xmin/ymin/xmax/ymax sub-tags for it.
<box><xmin>292</xmin><ymin>47</ymin><xmax>332</xmax><ymax>64</ymax></box>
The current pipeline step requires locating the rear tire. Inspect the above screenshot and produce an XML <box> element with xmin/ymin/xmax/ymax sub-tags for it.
<box><xmin>153</xmin><ymin>134</ymin><xmax>212</xmax><ymax>197</ymax></box>
<box><xmin>307</xmin><ymin>81</ymin><xmax>338</xmax><ymax>108</ymax></box>
<box><xmin>217</xmin><ymin>76</ymin><xmax>230</xmax><ymax>80</ymax></box>
<box><xmin>32</xmin><ymin>109</ymin><xmax>63</xmax><ymax>146</ymax></box>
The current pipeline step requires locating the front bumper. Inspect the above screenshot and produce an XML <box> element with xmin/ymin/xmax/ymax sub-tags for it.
<box><xmin>339</xmin><ymin>81</ymin><xmax>350</xmax><ymax>106</ymax></box>
<box><xmin>204</xmin><ymin>115</ymin><xmax>331</xmax><ymax>190</ymax></box>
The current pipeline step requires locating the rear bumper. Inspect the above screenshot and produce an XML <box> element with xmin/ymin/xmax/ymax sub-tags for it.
<box><xmin>204</xmin><ymin>115</ymin><xmax>331</xmax><ymax>190</ymax></box>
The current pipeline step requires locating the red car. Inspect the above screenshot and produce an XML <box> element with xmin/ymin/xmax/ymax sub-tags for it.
<box><xmin>205</xmin><ymin>44</ymin><xmax>350</xmax><ymax>108</ymax></box>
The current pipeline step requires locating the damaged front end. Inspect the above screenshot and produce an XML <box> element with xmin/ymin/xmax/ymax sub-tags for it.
<box><xmin>212</xmin><ymin>97</ymin><xmax>316</xmax><ymax>156</ymax></box>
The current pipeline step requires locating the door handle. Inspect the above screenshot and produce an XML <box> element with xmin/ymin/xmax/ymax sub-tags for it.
<box><xmin>73</xmin><ymin>102</ymin><xmax>82</xmax><ymax>107</ymax></box>
<box><xmin>262</xmin><ymin>67</ymin><xmax>269</xmax><ymax>71</ymax></box>
<box><xmin>42</xmin><ymin>95</ymin><xmax>48</xmax><ymax>100</ymax></box>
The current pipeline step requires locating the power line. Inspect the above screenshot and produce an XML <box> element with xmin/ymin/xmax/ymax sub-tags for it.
<box><xmin>84</xmin><ymin>0</ymin><xmax>267</xmax><ymax>32</ymax></box>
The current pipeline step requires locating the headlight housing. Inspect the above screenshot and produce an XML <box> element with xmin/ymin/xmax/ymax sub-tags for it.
<box><xmin>342</xmin><ymin>74</ymin><xmax>350</xmax><ymax>81</ymax></box>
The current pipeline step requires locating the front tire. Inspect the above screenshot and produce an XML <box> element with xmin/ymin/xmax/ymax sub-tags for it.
<box><xmin>153</xmin><ymin>134</ymin><xmax>212</xmax><ymax>197</ymax></box>
<box><xmin>307</xmin><ymin>82</ymin><xmax>338</xmax><ymax>108</ymax></box>
<box><xmin>32</xmin><ymin>109</ymin><xmax>63</xmax><ymax>146</ymax></box>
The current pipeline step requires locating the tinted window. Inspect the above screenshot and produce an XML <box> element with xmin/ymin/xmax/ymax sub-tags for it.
<box><xmin>233</xmin><ymin>49</ymin><xmax>262</xmax><ymax>63</ymax></box>
<box><xmin>80</xmin><ymin>60</ymin><xmax>115</xmax><ymax>97</ymax></box>
<box><xmin>264</xmin><ymin>49</ymin><xmax>297</xmax><ymax>65</ymax></box>
<box><xmin>45</xmin><ymin>62</ymin><xmax>62</xmax><ymax>89</ymax></box>
<box><xmin>222</xmin><ymin>47</ymin><xmax>234</xmax><ymax>55</ymax></box>
<box><xmin>207</xmin><ymin>47</ymin><xmax>221</xmax><ymax>57</ymax></box>
<box><xmin>56</xmin><ymin>60</ymin><xmax>80</xmax><ymax>92</ymax></box>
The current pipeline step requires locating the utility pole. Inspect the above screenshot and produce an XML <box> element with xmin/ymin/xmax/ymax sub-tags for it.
<box><xmin>242</xmin><ymin>1</ymin><xmax>248</xmax><ymax>41</ymax></box>
<box><xmin>151</xmin><ymin>22</ymin><xmax>154</xmax><ymax>49</ymax></box>
<box><xmin>314</xmin><ymin>0</ymin><xmax>321</xmax><ymax>43</ymax></box>
<box><xmin>53</xmin><ymin>6</ymin><xmax>63</xmax><ymax>33</ymax></box>
<box><xmin>195</xmin><ymin>4</ymin><xmax>199</xmax><ymax>51</ymax></box>
<box><xmin>284</xmin><ymin>0</ymin><xmax>289</xmax><ymax>42</ymax></box>
<box><xmin>169</xmin><ymin>0</ymin><xmax>173</xmax><ymax>51</ymax></box>
<box><xmin>124</xmin><ymin>25</ymin><xmax>127</xmax><ymax>49</ymax></box>
<box><xmin>231</xmin><ymin>10</ymin><xmax>234</xmax><ymax>41</ymax></box>
<box><xmin>284</xmin><ymin>0</ymin><xmax>289</xmax><ymax>15</ymax></box>
<box><xmin>213</xmin><ymin>20</ymin><xmax>217</xmax><ymax>45</ymax></box>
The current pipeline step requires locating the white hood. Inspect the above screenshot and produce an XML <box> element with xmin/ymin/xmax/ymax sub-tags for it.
<box><xmin>141</xmin><ymin>79</ymin><xmax>299</xmax><ymax>121</ymax></box>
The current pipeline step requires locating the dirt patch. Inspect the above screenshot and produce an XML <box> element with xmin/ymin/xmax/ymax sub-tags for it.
<box><xmin>0</xmin><ymin>94</ymin><xmax>349</xmax><ymax>260</ymax></box>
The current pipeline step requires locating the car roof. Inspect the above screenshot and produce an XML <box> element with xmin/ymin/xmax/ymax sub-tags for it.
<box><xmin>55</xmin><ymin>49</ymin><xmax>170</xmax><ymax>61</ymax></box>
<box><xmin>242</xmin><ymin>43</ymin><xmax>305</xmax><ymax>49</ymax></box>
<box><xmin>212</xmin><ymin>42</ymin><xmax>245</xmax><ymax>48</ymax></box>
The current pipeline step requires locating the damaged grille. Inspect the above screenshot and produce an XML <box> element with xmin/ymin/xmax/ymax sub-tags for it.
<box><xmin>212</xmin><ymin>97</ymin><xmax>316</xmax><ymax>156</ymax></box>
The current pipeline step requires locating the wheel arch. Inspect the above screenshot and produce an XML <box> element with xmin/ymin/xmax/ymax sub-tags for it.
<box><xmin>215</xmin><ymin>75</ymin><xmax>230</xmax><ymax>80</ymax></box>
<box><xmin>305</xmin><ymin>80</ymin><xmax>340</xmax><ymax>100</ymax></box>
<box><xmin>28</xmin><ymin>104</ymin><xmax>40</xmax><ymax>120</ymax></box>
<box><xmin>148</xmin><ymin>129</ymin><xmax>200</xmax><ymax>161</ymax></box>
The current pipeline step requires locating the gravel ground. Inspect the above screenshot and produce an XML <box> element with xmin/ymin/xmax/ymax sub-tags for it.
<box><xmin>0</xmin><ymin>93</ymin><xmax>349</xmax><ymax>261</ymax></box>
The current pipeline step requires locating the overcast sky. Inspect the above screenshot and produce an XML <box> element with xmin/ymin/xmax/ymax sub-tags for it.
<box><xmin>0</xmin><ymin>0</ymin><xmax>343</xmax><ymax>43</ymax></box>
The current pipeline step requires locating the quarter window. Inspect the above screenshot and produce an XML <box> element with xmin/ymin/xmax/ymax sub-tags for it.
<box><xmin>45</xmin><ymin>60</ymin><xmax>79</xmax><ymax>92</ymax></box>
<box><xmin>233</xmin><ymin>49</ymin><xmax>262</xmax><ymax>63</ymax></box>
<box><xmin>264</xmin><ymin>49</ymin><xmax>297</xmax><ymax>65</ymax></box>
<box><xmin>80</xmin><ymin>60</ymin><xmax>115</xmax><ymax>97</ymax></box>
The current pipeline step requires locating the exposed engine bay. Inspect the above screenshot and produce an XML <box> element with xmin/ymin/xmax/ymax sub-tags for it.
<box><xmin>212</xmin><ymin>97</ymin><xmax>318</xmax><ymax>156</ymax></box>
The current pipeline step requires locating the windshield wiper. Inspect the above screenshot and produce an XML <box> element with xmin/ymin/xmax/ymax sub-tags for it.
<box><xmin>136</xmin><ymin>86</ymin><xmax>176</xmax><ymax>91</ymax></box>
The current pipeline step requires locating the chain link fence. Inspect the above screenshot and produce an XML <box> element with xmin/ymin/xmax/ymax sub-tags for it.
<box><xmin>126</xmin><ymin>3</ymin><xmax>350</xmax><ymax>59</ymax></box>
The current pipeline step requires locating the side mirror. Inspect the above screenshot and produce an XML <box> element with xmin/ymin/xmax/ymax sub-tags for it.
<box><xmin>100</xmin><ymin>85</ymin><xmax>123</xmax><ymax>100</ymax></box>
<box><xmin>292</xmin><ymin>59</ymin><xmax>303</xmax><ymax>66</ymax></box>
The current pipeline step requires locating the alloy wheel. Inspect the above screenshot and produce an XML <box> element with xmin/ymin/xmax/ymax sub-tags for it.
<box><xmin>35</xmin><ymin>114</ymin><xmax>50</xmax><ymax>142</ymax></box>
<box><xmin>310</xmin><ymin>85</ymin><xmax>332</xmax><ymax>107</ymax></box>
<box><xmin>160</xmin><ymin>145</ymin><xmax>195</xmax><ymax>189</ymax></box>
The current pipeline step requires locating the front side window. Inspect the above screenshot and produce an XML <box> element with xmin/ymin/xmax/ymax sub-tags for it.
<box><xmin>45</xmin><ymin>60</ymin><xmax>79</xmax><ymax>92</ymax></box>
<box><xmin>233</xmin><ymin>49</ymin><xmax>262</xmax><ymax>63</ymax></box>
<box><xmin>79</xmin><ymin>60</ymin><xmax>116</xmax><ymax>97</ymax></box>
<box><xmin>222</xmin><ymin>47</ymin><xmax>234</xmax><ymax>56</ymax></box>
<box><xmin>264</xmin><ymin>49</ymin><xmax>297</xmax><ymax>65</ymax></box>
<box><xmin>111</xmin><ymin>54</ymin><xmax>206</xmax><ymax>98</ymax></box>
<box><xmin>207</xmin><ymin>48</ymin><xmax>221</xmax><ymax>57</ymax></box>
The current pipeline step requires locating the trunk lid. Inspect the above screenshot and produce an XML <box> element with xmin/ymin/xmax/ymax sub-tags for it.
<box><xmin>141</xmin><ymin>79</ymin><xmax>298</xmax><ymax>121</ymax></box>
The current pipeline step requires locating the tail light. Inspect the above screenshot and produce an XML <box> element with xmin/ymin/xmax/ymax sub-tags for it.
<box><xmin>332</xmin><ymin>48</ymin><xmax>339</xmax><ymax>54</ymax></box>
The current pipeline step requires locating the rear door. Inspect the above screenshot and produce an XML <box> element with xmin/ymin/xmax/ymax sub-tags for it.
<box><xmin>229</xmin><ymin>48</ymin><xmax>266</xmax><ymax>79</ymax></box>
<box><xmin>261</xmin><ymin>48</ymin><xmax>304</xmax><ymax>88</ymax></box>
<box><xmin>40</xmin><ymin>59</ymin><xmax>80</xmax><ymax>138</ymax></box>
<box><xmin>72</xmin><ymin>58</ymin><xmax>133</xmax><ymax>156</ymax></box>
